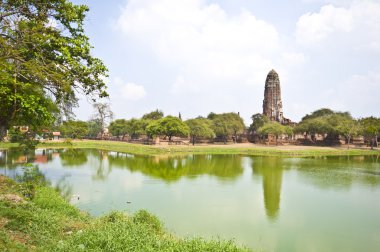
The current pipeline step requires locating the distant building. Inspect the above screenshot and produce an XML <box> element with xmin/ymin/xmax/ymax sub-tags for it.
<box><xmin>263</xmin><ymin>69</ymin><xmax>292</xmax><ymax>125</ymax></box>
<box><xmin>52</xmin><ymin>132</ymin><xmax>61</xmax><ymax>140</ymax></box>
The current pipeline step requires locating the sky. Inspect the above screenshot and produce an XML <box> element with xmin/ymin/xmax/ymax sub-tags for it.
<box><xmin>71</xmin><ymin>0</ymin><xmax>380</xmax><ymax>125</ymax></box>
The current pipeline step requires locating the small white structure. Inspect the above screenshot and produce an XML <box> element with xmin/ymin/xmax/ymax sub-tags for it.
<box><xmin>52</xmin><ymin>132</ymin><xmax>61</xmax><ymax>140</ymax></box>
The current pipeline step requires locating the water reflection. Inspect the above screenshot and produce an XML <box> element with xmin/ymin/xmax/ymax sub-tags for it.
<box><xmin>107</xmin><ymin>153</ymin><xmax>244</xmax><ymax>182</ymax></box>
<box><xmin>292</xmin><ymin>156</ymin><xmax>380</xmax><ymax>189</ymax></box>
<box><xmin>1</xmin><ymin>149</ymin><xmax>380</xmax><ymax>221</ymax></box>
<box><xmin>251</xmin><ymin>157</ymin><xmax>289</xmax><ymax>220</ymax></box>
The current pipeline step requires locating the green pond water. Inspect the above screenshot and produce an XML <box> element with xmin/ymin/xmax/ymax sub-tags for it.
<box><xmin>1</xmin><ymin>149</ymin><xmax>380</xmax><ymax>251</ymax></box>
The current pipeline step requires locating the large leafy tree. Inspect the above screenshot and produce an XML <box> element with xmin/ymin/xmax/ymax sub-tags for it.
<box><xmin>146</xmin><ymin>116</ymin><xmax>189</xmax><ymax>141</ymax></box>
<box><xmin>108</xmin><ymin>119</ymin><xmax>128</xmax><ymax>138</ymax></box>
<box><xmin>185</xmin><ymin>118</ymin><xmax>215</xmax><ymax>145</ymax></box>
<box><xmin>295</xmin><ymin>108</ymin><xmax>352</xmax><ymax>143</ymax></box>
<box><xmin>249</xmin><ymin>113</ymin><xmax>269</xmax><ymax>133</ymax></box>
<box><xmin>210</xmin><ymin>113</ymin><xmax>245</xmax><ymax>143</ymax></box>
<box><xmin>360</xmin><ymin>117</ymin><xmax>380</xmax><ymax>149</ymax></box>
<box><xmin>258</xmin><ymin>121</ymin><xmax>293</xmax><ymax>146</ymax></box>
<box><xmin>0</xmin><ymin>0</ymin><xmax>108</xmax><ymax>139</ymax></box>
<box><xmin>59</xmin><ymin>120</ymin><xmax>88</xmax><ymax>139</ymax></box>
<box><xmin>125</xmin><ymin>118</ymin><xmax>146</xmax><ymax>139</ymax></box>
<box><xmin>142</xmin><ymin>109</ymin><xmax>164</xmax><ymax>120</ymax></box>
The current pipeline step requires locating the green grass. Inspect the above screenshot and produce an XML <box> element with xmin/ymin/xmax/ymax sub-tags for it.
<box><xmin>0</xmin><ymin>175</ymin><xmax>249</xmax><ymax>251</ymax></box>
<box><xmin>1</xmin><ymin>140</ymin><xmax>379</xmax><ymax>157</ymax></box>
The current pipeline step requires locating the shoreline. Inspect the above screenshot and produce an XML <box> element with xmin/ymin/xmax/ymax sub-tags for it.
<box><xmin>1</xmin><ymin>140</ymin><xmax>379</xmax><ymax>157</ymax></box>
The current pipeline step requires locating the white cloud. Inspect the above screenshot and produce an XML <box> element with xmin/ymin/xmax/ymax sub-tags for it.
<box><xmin>121</xmin><ymin>82</ymin><xmax>147</xmax><ymax>101</ymax></box>
<box><xmin>115</xmin><ymin>0</ymin><xmax>288</xmax><ymax>95</ymax></box>
<box><xmin>337</xmin><ymin>70</ymin><xmax>380</xmax><ymax>117</ymax></box>
<box><xmin>105</xmin><ymin>0</ymin><xmax>380</xmax><ymax>123</ymax></box>
<box><xmin>296</xmin><ymin>4</ymin><xmax>353</xmax><ymax>45</ymax></box>
<box><xmin>296</xmin><ymin>0</ymin><xmax>380</xmax><ymax>49</ymax></box>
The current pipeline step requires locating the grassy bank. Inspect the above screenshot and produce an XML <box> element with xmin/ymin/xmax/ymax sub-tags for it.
<box><xmin>0</xmin><ymin>175</ymin><xmax>248</xmax><ymax>251</ymax></box>
<box><xmin>2</xmin><ymin>140</ymin><xmax>379</xmax><ymax>157</ymax></box>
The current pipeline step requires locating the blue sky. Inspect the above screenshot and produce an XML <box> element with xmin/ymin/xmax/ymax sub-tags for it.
<box><xmin>72</xmin><ymin>0</ymin><xmax>380</xmax><ymax>125</ymax></box>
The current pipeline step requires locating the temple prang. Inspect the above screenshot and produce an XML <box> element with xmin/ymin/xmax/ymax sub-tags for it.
<box><xmin>263</xmin><ymin>69</ymin><xmax>291</xmax><ymax>124</ymax></box>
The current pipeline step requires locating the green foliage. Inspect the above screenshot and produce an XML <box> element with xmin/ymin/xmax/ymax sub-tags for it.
<box><xmin>125</xmin><ymin>118</ymin><xmax>146</xmax><ymax>139</ymax></box>
<box><xmin>59</xmin><ymin>120</ymin><xmax>88</xmax><ymax>139</ymax></box>
<box><xmin>16</xmin><ymin>164</ymin><xmax>48</xmax><ymax>199</ymax></box>
<box><xmin>258</xmin><ymin>121</ymin><xmax>293</xmax><ymax>145</ymax></box>
<box><xmin>336</xmin><ymin>118</ymin><xmax>361</xmax><ymax>148</ymax></box>
<box><xmin>296</xmin><ymin>108</ymin><xmax>353</xmax><ymax>141</ymax></box>
<box><xmin>0</xmin><ymin>0</ymin><xmax>108</xmax><ymax>139</ymax></box>
<box><xmin>147</xmin><ymin>116</ymin><xmax>189</xmax><ymax>140</ymax></box>
<box><xmin>302</xmin><ymin>108</ymin><xmax>351</xmax><ymax>121</ymax></box>
<box><xmin>132</xmin><ymin>209</ymin><xmax>162</xmax><ymax>233</ymax></box>
<box><xmin>109</xmin><ymin>119</ymin><xmax>128</xmax><ymax>137</ymax></box>
<box><xmin>210</xmin><ymin>113</ymin><xmax>245</xmax><ymax>142</ymax></box>
<box><xmin>142</xmin><ymin>109</ymin><xmax>164</xmax><ymax>120</ymax></box>
<box><xmin>87</xmin><ymin>119</ymin><xmax>102</xmax><ymax>138</ymax></box>
<box><xmin>249</xmin><ymin>113</ymin><xmax>270</xmax><ymax>132</ymax></box>
<box><xmin>8</xmin><ymin>128</ymin><xmax>39</xmax><ymax>152</ymax></box>
<box><xmin>186</xmin><ymin>118</ymin><xmax>215</xmax><ymax>144</ymax></box>
<box><xmin>258</xmin><ymin>121</ymin><xmax>291</xmax><ymax>137</ymax></box>
<box><xmin>359</xmin><ymin>117</ymin><xmax>380</xmax><ymax>149</ymax></box>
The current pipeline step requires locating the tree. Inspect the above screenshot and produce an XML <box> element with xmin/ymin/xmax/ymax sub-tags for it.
<box><xmin>92</xmin><ymin>103</ymin><xmax>113</xmax><ymax>139</ymax></box>
<box><xmin>142</xmin><ymin>109</ymin><xmax>164</xmax><ymax>120</ymax></box>
<box><xmin>145</xmin><ymin>120</ymin><xmax>162</xmax><ymax>138</ymax></box>
<box><xmin>87</xmin><ymin>119</ymin><xmax>102</xmax><ymax>138</ymax></box>
<box><xmin>60</xmin><ymin>120</ymin><xmax>88</xmax><ymax>139</ymax></box>
<box><xmin>337</xmin><ymin>118</ymin><xmax>361</xmax><ymax>149</ymax></box>
<box><xmin>185</xmin><ymin>118</ymin><xmax>215</xmax><ymax>145</ymax></box>
<box><xmin>159</xmin><ymin>116</ymin><xmax>189</xmax><ymax>141</ymax></box>
<box><xmin>0</xmin><ymin>0</ymin><xmax>108</xmax><ymax>140</ymax></box>
<box><xmin>258</xmin><ymin>121</ymin><xmax>292</xmax><ymax>146</ymax></box>
<box><xmin>249</xmin><ymin>113</ymin><xmax>269</xmax><ymax>133</ymax></box>
<box><xmin>295</xmin><ymin>108</ymin><xmax>352</xmax><ymax>143</ymax></box>
<box><xmin>360</xmin><ymin>117</ymin><xmax>380</xmax><ymax>150</ymax></box>
<box><xmin>210</xmin><ymin>113</ymin><xmax>245</xmax><ymax>144</ymax></box>
<box><xmin>108</xmin><ymin>119</ymin><xmax>128</xmax><ymax>139</ymax></box>
<box><xmin>125</xmin><ymin>119</ymin><xmax>146</xmax><ymax>139</ymax></box>
<box><xmin>146</xmin><ymin>116</ymin><xmax>189</xmax><ymax>141</ymax></box>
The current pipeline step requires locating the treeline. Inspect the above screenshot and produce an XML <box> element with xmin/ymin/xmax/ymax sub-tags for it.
<box><xmin>23</xmin><ymin>107</ymin><xmax>379</xmax><ymax>148</ymax></box>
<box><xmin>55</xmin><ymin>110</ymin><xmax>245</xmax><ymax>145</ymax></box>
<box><xmin>250</xmin><ymin>108</ymin><xmax>380</xmax><ymax>149</ymax></box>
<box><xmin>108</xmin><ymin>110</ymin><xmax>245</xmax><ymax>145</ymax></box>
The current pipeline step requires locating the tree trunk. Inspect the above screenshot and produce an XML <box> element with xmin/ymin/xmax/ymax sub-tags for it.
<box><xmin>169</xmin><ymin>135</ymin><xmax>172</xmax><ymax>142</ymax></box>
<box><xmin>192</xmin><ymin>136</ymin><xmax>195</xmax><ymax>146</ymax></box>
<box><xmin>276</xmin><ymin>135</ymin><xmax>278</xmax><ymax>146</ymax></box>
<box><xmin>0</xmin><ymin>124</ymin><xmax>7</xmax><ymax>141</ymax></box>
<box><xmin>347</xmin><ymin>136</ymin><xmax>350</xmax><ymax>150</ymax></box>
<box><xmin>371</xmin><ymin>138</ymin><xmax>375</xmax><ymax>150</ymax></box>
<box><xmin>224</xmin><ymin>136</ymin><xmax>227</xmax><ymax>144</ymax></box>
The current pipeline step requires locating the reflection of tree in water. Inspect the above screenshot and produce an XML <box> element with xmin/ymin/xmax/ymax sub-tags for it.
<box><xmin>59</xmin><ymin>149</ymin><xmax>88</xmax><ymax>167</ymax></box>
<box><xmin>293</xmin><ymin>155</ymin><xmax>380</xmax><ymax>189</ymax></box>
<box><xmin>252</xmin><ymin>157</ymin><xmax>289</xmax><ymax>221</ymax></box>
<box><xmin>0</xmin><ymin>148</ymin><xmax>37</xmax><ymax>169</ymax></box>
<box><xmin>90</xmin><ymin>149</ymin><xmax>113</xmax><ymax>181</ymax></box>
<box><xmin>108</xmin><ymin>153</ymin><xmax>244</xmax><ymax>182</ymax></box>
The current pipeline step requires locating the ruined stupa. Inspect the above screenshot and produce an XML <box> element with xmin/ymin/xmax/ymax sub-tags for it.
<box><xmin>263</xmin><ymin>69</ymin><xmax>284</xmax><ymax>123</ymax></box>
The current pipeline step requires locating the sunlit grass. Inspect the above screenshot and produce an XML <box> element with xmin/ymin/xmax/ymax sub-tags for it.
<box><xmin>2</xmin><ymin>140</ymin><xmax>376</xmax><ymax>157</ymax></box>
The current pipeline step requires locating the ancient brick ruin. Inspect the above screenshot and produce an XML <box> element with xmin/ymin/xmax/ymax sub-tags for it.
<box><xmin>263</xmin><ymin>69</ymin><xmax>285</xmax><ymax>123</ymax></box>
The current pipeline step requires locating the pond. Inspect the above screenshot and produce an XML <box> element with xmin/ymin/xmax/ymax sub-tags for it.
<box><xmin>1</xmin><ymin>148</ymin><xmax>380</xmax><ymax>251</ymax></box>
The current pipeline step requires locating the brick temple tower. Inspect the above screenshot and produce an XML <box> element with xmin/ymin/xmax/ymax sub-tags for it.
<box><xmin>263</xmin><ymin>69</ymin><xmax>284</xmax><ymax>123</ymax></box>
